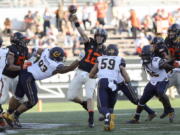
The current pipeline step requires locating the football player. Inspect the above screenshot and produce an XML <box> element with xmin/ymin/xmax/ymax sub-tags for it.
<box><xmin>89</xmin><ymin>44</ymin><xmax>128</xmax><ymax>131</ymax></box>
<box><xmin>68</xmin><ymin>14</ymin><xmax>107</xmax><ymax>127</ymax></box>
<box><xmin>153</xmin><ymin>26</ymin><xmax>180</xmax><ymax>119</ymax></box>
<box><xmin>2</xmin><ymin>47</ymin><xmax>80</xmax><ymax>128</ymax></box>
<box><xmin>97</xmin><ymin>45</ymin><xmax>156</xmax><ymax>122</ymax></box>
<box><xmin>0</xmin><ymin>32</ymin><xmax>30</xmax><ymax>116</ymax></box>
<box><xmin>127</xmin><ymin>45</ymin><xmax>175</xmax><ymax>123</ymax></box>
<box><xmin>151</xmin><ymin>37</ymin><xmax>175</xmax><ymax>119</ymax></box>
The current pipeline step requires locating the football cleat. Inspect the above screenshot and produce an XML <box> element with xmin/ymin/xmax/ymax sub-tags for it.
<box><xmin>160</xmin><ymin>109</ymin><xmax>175</xmax><ymax>120</ymax></box>
<box><xmin>160</xmin><ymin>112</ymin><xmax>168</xmax><ymax>119</ymax></box>
<box><xmin>104</xmin><ymin>114</ymin><xmax>116</xmax><ymax>131</ymax></box>
<box><xmin>145</xmin><ymin>113</ymin><xmax>157</xmax><ymax>121</ymax></box>
<box><xmin>88</xmin><ymin>116</ymin><xmax>94</xmax><ymax>128</ymax></box>
<box><xmin>13</xmin><ymin>117</ymin><xmax>22</xmax><ymax>128</ymax></box>
<box><xmin>126</xmin><ymin>118</ymin><xmax>139</xmax><ymax>124</ymax></box>
<box><xmin>168</xmin><ymin>112</ymin><xmax>175</xmax><ymax>123</ymax></box>
<box><xmin>2</xmin><ymin>112</ymin><xmax>15</xmax><ymax>127</ymax></box>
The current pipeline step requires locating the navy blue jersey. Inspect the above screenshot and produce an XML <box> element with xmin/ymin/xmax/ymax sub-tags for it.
<box><xmin>3</xmin><ymin>45</ymin><xmax>28</xmax><ymax>78</ymax></box>
<box><xmin>78</xmin><ymin>38</ymin><xmax>105</xmax><ymax>72</ymax></box>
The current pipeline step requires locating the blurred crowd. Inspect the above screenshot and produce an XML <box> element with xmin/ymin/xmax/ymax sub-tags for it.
<box><xmin>8</xmin><ymin>0</ymin><xmax>41</xmax><ymax>7</ymax></box>
<box><xmin>1</xmin><ymin>0</ymin><xmax>180</xmax><ymax>57</ymax></box>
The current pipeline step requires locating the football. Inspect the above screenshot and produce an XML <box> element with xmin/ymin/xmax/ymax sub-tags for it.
<box><xmin>68</xmin><ymin>5</ymin><xmax>77</xmax><ymax>14</ymax></box>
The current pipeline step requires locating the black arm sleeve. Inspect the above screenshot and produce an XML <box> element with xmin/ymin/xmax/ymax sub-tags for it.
<box><xmin>120</xmin><ymin>58</ymin><xmax>126</xmax><ymax>67</ymax></box>
<box><xmin>159</xmin><ymin>59</ymin><xmax>174</xmax><ymax>71</ymax></box>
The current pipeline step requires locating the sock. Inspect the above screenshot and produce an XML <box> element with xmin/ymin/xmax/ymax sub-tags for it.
<box><xmin>88</xmin><ymin>111</ymin><xmax>94</xmax><ymax>121</ymax></box>
<box><xmin>105</xmin><ymin>113</ymin><xmax>110</xmax><ymax>119</ymax></box>
<box><xmin>14</xmin><ymin>111</ymin><xmax>21</xmax><ymax>118</ymax></box>
<box><xmin>134</xmin><ymin>104</ymin><xmax>144</xmax><ymax>120</ymax></box>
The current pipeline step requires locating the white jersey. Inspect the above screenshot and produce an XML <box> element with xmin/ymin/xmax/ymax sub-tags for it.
<box><xmin>28</xmin><ymin>49</ymin><xmax>64</xmax><ymax>80</ymax></box>
<box><xmin>97</xmin><ymin>55</ymin><xmax>122</xmax><ymax>82</ymax></box>
<box><xmin>144</xmin><ymin>57</ymin><xmax>168</xmax><ymax>85</ymax></box>
<box><xmin>0</xmin><ymin>48</ymin><xmax>9</xmax><ymax>80</ymax></box>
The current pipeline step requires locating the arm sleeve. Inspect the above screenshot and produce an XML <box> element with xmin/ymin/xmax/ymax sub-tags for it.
<box><xmin>120</xmin><ymin>58</ymin><xmax>126</xmax><ymax>67</ymax></box>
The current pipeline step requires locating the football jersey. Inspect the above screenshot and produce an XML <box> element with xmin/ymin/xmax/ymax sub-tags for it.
<box><xmin>78</xmin><ymin>38</ymin><xmax>105</xmax><ymax>73</ymax></box>
<box><xmin>3</xmin><ymin>45</ymin><xmax>28</xmax><ymax>78</ymax></box>
<box><xmin>144</xmin><ymin>57</ymin><xmax>168</xmax><ymax>85</ymax></box>
<box><xmin>165</xmin><ymin>36</ymin><xmax>180</xmax><ymax>61</ymax></box>
<box><xmin>97</xmin><ymin>55</ymin><xmax>122</xmax><ymax>81</ymax></box>
<box><xmin>28</xmin><ymin>49</ymin><xmax>64</xmax><ymax>80</ymax></box>
<box><xmin>0</xmin><ymin>48</ymin><xmax>9</xmax><ymax>80</ymax></box>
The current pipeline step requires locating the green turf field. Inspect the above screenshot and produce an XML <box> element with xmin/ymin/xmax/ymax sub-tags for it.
<box><xmin>3</xmin><ymin>98</ymin><xmax>180</xmax><ymax>135</ymax></box>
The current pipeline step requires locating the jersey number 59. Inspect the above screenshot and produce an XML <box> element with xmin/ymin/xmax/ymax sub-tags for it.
<box><xmin>100</xmin><ymin>58</ymin><xmax>115</xmax><ymax>70</ymax></box>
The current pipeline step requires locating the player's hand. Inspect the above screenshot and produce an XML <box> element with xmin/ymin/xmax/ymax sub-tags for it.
<box><xmin>23</xmin><ymin>62</ymin><xmax>32</xmax><ymax>69</ymax></box>
<box><xmin>69</xmin><ymin>14</ymin><xmax>78</xmax><ymax>22</ymax></box>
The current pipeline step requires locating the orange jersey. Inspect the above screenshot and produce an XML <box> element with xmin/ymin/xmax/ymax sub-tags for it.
<box><xmin>94</xmin><ymin>2</ymin><xmax>108</xmax><ymax>18</ymax></box>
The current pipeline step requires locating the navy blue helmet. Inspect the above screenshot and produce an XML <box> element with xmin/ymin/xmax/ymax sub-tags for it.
<box><xmin>168</xmin><ymin>23</ymin><xmax>180</xmax><ymax>40</ymax></box>
<box><xmin>151</xmin><ymin>37</ymin><xmax>164</xmax><ymax>45</ymax></box>
<box><xmin>49</xmin><ymin>47</ymin><xmax>65</xmax><ymax>62</ymax></box>
<box><xmin>106</xmin><ymin>44</ymin><xmax>119</xmax><ymax>56</ymax></box>
<box><xmin>141</xmin><ymin>45</ymin><xmax>153</xmax><ymax>64</ymax></box>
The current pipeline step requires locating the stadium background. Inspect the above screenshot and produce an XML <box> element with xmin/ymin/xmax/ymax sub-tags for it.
<box><xmin>0</xmin><ymin>1</ymin><xmax>180</xmax><ymax>135</ymax></box>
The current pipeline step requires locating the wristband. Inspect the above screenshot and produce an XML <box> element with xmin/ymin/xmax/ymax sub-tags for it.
<box><xmin>74</xmin><ymin>22</ymin><xmax>80</xmax><ymax>27</ymax></box>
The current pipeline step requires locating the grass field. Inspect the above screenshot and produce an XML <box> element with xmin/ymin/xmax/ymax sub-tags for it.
<box><xmin>2</xmin><ymin>98</ymin><xmax>180</xmax><ymax>135</ymax></box>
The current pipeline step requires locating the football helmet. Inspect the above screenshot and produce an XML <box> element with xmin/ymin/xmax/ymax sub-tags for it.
<box><xmin>153</xmin><ymin>44</ymin><xmax>167</xmax><ymax>58</ymax></box>
<box><xmin>141</xmin><ymin>45</ymin><xmax>153</xmax><ymax>64</ymax></box>
<box><xmin>106</xmin><ymin>44</ymin><xmax>119</xmax><ymax>56</ymax></box>
<box><xmin>168</xmin><ymin>23</ymin><xmax>180</xmax><ymax>40</ymax></box>
<box><xmin>49</xmin><ymin>47</ymin><xmax>65</xmax><ymax>62</ymax></box>
<box><xmin>151</xmin><ymin>37</ymin><xmax>164</xmax><ymax>45</ymax></box>
<box><xmin>94</xmin><ymin>28</ymin><xmax>107</xmax><ymax>44</ymax></box>
<box><xmin>10</xmin><ymin>32</ymin><xmax>30</xmax><ymax>48</ymax></box>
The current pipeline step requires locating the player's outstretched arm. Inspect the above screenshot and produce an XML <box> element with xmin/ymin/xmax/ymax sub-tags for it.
<box><xmin>53</xmin><ymin>60</ymin><xmax>79</xmax><ymax>74</ymax></box>
<box><xmin>89</xmin><ymin>63</ymin><xmax>98</xmax><ymax>78</ymax></box>
<box><xmin>69</xmin><ymin>14</ymin><xmax>89</xmax><ymax>43</ymax></box>
<box><xmin>120</xmin><ymin>66</ymin><xmax>130</xmax><ymax>83</ymax></box>
<box><xmin>6</xmin><ymin>52</ymin><xmax>21</xmax><ymax>71</ymax></box>
<box><xmin>159</xmin><ymin>59</ymin><xmax>175</xmax><ymax>70</ymax></box>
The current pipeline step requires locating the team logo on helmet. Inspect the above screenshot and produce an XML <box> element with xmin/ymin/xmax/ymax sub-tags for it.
<box><xmin>49</xmin><ymin>47</ymin><xmax>65</xmax><ymax>62</ymax></box>
<box><xmin>53</xmin><ymin>51</ymin><xmax>61</xmax><ymax>57</ymax></box>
